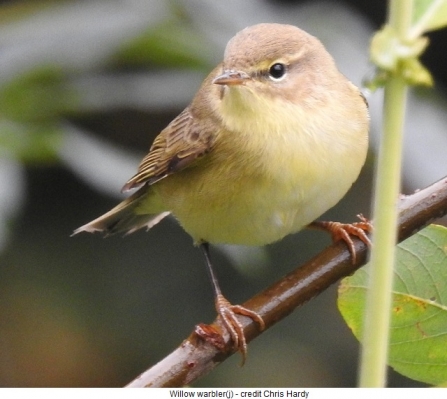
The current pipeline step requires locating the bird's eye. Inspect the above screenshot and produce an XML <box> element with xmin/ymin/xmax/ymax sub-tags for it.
<box><xmin>268</xmin><ymin>63</ymin><xmax>287</xmax><ymax>80</ymax></box>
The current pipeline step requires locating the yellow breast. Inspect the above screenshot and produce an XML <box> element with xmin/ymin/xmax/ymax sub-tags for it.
<box><xmin>154</xmin><ymin>82</ymin><xmax>368</xmax><ymax>245</ymax></box>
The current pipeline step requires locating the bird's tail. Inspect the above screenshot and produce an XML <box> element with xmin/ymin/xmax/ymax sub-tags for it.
<box><xmin>72</xmin><ymin>188</ymin><xmax>170</xmax><ymax>236</ymax></box>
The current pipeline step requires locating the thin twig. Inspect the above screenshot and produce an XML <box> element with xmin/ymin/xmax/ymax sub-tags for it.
<box><xmin>126</xmin><ymin>177</ymin><xmax>447</xmax><ymax>388</ymax></box>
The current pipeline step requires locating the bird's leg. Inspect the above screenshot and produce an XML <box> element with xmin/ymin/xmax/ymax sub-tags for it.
<box><xmin>199</xmin><ymin>242</ymin><xmax>265</xmax><ymax>364</ymax></box>
<box><xmin>309</xmin><ymin>214</ymin><xmax>372</xmax><ymax>264</ymax></box>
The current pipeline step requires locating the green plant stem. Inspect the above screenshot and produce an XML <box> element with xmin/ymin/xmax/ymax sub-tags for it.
<box><xmin>358</xmin><ymin>0</ymin><xmax>412</xmax><ymax>387</ymax></box>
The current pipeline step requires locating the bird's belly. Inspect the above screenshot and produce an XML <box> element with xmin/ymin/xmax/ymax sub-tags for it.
<box><xmin>156</xmin><ymin>151</ymin><xmax>361</xmax><ymax>246</ymax></box>
<box><xmin>178</xmin><ymin>184</ymin><xmax>305</xmax><ymax>245</ymax></box>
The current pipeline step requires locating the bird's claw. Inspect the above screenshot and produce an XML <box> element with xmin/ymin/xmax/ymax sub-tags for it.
<box><xmin>312</xmin><ymin>214</ymin><xmax>372</xmax><ymax>263</ymax></box>
<box><xmin>215</xmin><ymin>294</ymin><xmax>265</xmax><ymax>365</ymax></box>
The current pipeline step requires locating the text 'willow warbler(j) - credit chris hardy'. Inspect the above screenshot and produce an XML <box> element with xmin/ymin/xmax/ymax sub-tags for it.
<box><xmin>74</xmin><ymin>23</ymin><xmax>371</xmax><ymax>362</ymax></box>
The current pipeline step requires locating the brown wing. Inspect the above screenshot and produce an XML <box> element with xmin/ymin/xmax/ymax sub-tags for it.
<box><xmin>121</xmin><ymin>108</ymin><xmax>215</xmax><ymax>192</ymax></box>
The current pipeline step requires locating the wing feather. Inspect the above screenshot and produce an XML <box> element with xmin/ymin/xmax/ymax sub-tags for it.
<box><xmin>121</xmin><ymin>108</ymin><xmax>215</xmax><ymax>192</ymax></box>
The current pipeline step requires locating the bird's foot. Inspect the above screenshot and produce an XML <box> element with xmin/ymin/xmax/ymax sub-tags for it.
<box><xmin>311</xmin><ymin>214</ymin><xmax>372</xmax><ymax>263</ymax></box>
<box><xmin>216</xmin><ymin>294</ymin><xmax>265</xmax><ymax>365</ymax></box>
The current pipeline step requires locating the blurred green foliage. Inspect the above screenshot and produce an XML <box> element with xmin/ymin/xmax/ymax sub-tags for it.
<box><xmin>0</xmin><ymin>67</ymin><xmax>73</xmax><ymax>162</ymax></box>
<box><xmin>0</xmin><ymin>2</ymin><xmax>209</xmax><ymax>165</ymax></box>
<box><xmin>0</xmin><ymin>66</ymin><xmax>74</xmax><ymax>123</ymax></box>
<box><xmin>0</xmin><ymin>124</ymin><xmax>61</xmax><ymax>162</ymax></box>
<box><xmin>115</xmin><ymin>20</ymin><xmax>212</xmax><ymax>69</ymax></box>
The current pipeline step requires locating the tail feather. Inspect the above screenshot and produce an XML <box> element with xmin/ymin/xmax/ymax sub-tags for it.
<box><xmin>72</xmin><ymin>189</ymin><xmax>170</xmax><ymax>236</ymax></box>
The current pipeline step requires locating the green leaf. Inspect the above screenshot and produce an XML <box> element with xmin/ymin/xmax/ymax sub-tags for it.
<box><xmin>338</xmin><ymin>225</ymin><xmax>447</xmax><ymax>385</ymax></box>
<box><xmin>370</xmin><ymin>26</ymin><xmax>429</xmax><ymax>71</ymax></box>
<box><xmin>114</xmin><ymin>20</ymin><xmax>211</xmax><ymax>69</ymax></box>
<box><xmin>0</xmin><ymin>66</ymin><xmax>77</xmax><ymax>123</ymax></box>
<box><xmin>0</xmin><ymin>121</ymin><xmax>62</xmax><ymax>163</ymax></box>
<box><xmin>368</xmin><ymin>1</ymin><xmax>447</xmax><ymax>89</ymax></box>
<box><xmin>401</xmin><ymin>57</ymin><xmax>434</xmax><ymax>86</ymax></box>
<box><xmin>368</xmin><ymin>26</ymin><xmax>432</xmax><ymax>89</ymax></box>
<box><xmin>412</xmin><ymin>0</ymin><xmax>447</xmax><ymax>34</ymax></box>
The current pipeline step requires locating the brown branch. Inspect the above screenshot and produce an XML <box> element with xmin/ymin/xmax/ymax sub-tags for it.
<box><xmin>126</xmin><ymin>177</ymin><xmax>447</xmax><ymax>388</ymax></box>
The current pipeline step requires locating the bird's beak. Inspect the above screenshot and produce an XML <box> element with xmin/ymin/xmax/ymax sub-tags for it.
<box><xmin>213</xmin><ymin>70</ymin><xmax>251</xmax><ymax>86</ymax></box>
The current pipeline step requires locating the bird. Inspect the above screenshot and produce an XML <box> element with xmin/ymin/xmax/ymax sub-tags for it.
<box><xmin>74</xmin><ymin>23</ymin><xmax>370</xmax><ymax>362</ymax></box>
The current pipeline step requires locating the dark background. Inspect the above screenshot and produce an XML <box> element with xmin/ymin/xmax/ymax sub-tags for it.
<box><xmin>0</xmin><ymin>0</ymin><xmax>445</xmax><ymax>387</ymax></box>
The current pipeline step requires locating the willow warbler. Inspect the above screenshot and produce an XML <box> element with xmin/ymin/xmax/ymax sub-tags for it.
<box><xmin>74</xmin><ymin>23</ymin><xmax>370</xmax><ymax>361</ymax></box>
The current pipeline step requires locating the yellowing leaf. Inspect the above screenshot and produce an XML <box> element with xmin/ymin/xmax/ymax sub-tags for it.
<box><xmin>338</xmin><ymin>225</ymin><xmax>447</xmax><ymax>385</ymax></box>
